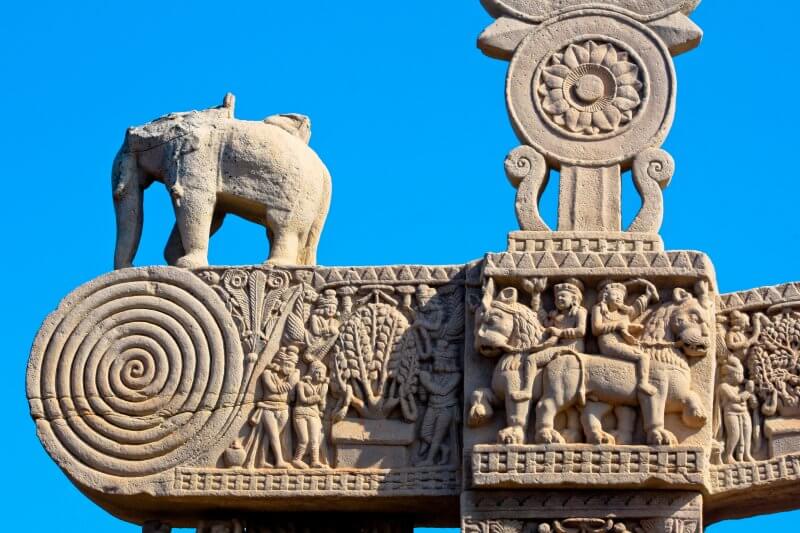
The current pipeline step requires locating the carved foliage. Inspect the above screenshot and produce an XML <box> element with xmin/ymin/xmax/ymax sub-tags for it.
<box><xmin>715</xmin><ymin>303</ymin><xmax>800</xmax><ymax>463</ymax></box>
<box><xmin>198</xmin><ymin>268</ymin><xmax>465</xmax><ymax>471</ymax></box>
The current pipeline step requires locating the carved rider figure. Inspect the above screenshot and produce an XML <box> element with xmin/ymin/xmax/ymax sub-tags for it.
<box><xmin>292</xmin><ymin>360</ymin><xmax>329</xmax><ymax>469</ymax></box>
<box><xmin>418</xmin><ymin>340</ymin><xmax>462</xmax><ymax>466</ymax></box>
<box><xmin>716</xmin><ymin>357</ymin><xmax>757</xmax><ymax>463</ymax></box>
<box><xmin>592</xmin><ymin>280</ymin><xmax>659</xmax><ymax>396</ymax></box>
<box><xmin>248</xmin><ymin>345</ymin><xmax>300</xmax><ymax>468</ymax></box>
<box><xmin>543</xmin><ymin>278</ymin><xmax>587</xmax><ymax>352</ymax></box>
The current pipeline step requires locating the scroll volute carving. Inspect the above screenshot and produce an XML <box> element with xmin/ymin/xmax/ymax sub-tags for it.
<box><xmin>505</xmin><ymin>146</ymin><xmax>550</xmax><ymax>232</ymax></box>
<box><xmin>628</xmin><ymin>147</ymin><xmax>675</xmax><ymax>234</ymax></box>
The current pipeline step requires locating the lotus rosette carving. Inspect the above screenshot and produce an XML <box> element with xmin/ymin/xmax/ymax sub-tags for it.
<box><xmin>537</xmin><ymin>40</ymin><xmax>644</xmax><ymax>137</ymax></box>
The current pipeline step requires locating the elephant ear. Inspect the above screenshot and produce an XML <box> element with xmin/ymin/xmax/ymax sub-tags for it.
<box><xmin>264</xmin><ymin>113</ymin><xmax>312</xmax><ymax>144</ymax></box>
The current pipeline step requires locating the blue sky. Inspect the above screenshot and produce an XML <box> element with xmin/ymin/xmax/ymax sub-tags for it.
<box><xmin>2</xmin><ymin>1</ymin><xmax>799</xmax><ymax>531</ymax></box>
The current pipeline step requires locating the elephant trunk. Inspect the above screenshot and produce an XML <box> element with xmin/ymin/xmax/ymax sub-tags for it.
<box><xmin>112</xmin><ymin>136</ymin><xmax>144</xmax><ymax>269</ymax></box>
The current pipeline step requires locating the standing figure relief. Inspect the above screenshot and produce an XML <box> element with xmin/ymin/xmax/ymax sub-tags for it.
<box><xmin>209</xmin><ymin>267</ymin><xmax>465</xmax><ymax>470</ymax></box>
<box><xmin>714</xmin><ymin>301</ymin><xmax>800</xmax><ymax>464</ymax></box>
<box><xmin>470</xmin><ymin>276</ymin><xmax>714</xmax><ymax>446</ymax></box>
<box><xmin>244</xmin><ymin>346</ymin><xmax>301</xmax><ymax>469</ymax></box>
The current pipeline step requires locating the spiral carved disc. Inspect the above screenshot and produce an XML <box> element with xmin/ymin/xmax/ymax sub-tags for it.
<box><xmin>27</xmin><ymin>267</ymin><xmax>243</xmax><ymax>479</ymax></box>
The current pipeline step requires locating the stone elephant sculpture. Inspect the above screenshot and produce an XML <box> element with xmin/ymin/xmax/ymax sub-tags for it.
<box><xmin>112</xmin><ymin>93</ymin><xmax>332</xmax><ymax>269</ymax></box>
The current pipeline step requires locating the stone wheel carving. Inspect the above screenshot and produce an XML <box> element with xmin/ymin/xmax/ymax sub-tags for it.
<box><xmin>507</xmin><ymin>10</ymin><xmax>675</xmax><ymax>167</ymax></box>
<box><xmin>27</xmin><ymin>267</ymin><xmax>244</xmax><ymax>479</ymax></box>
<box><xmin>537</xmin><ymin>39</ymin><xmax>645</xmax><ymax>139</ymax></box>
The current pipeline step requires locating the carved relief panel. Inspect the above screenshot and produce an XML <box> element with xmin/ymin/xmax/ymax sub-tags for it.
<box><xmin>26</xmin><ymin>264</ymin><xmax>465</xmax><ymax>523</ymax></box>
<box><xmin>705</xmin><ymin>283</ymin><xmax>800</xmax><ymax>520</ymax></box>
<box><xmin>464</xmin><ymin>251</ymin><xmax>717</xmax><ymax>490</ymax></box>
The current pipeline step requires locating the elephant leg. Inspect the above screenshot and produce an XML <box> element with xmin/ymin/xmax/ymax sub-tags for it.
<box><xmin>164</xmin><ymin>211</ymin><xmax>225</xmax><ymax>265</ymax></box>
<box><xmin>173</xmin><ymin>186</ymin><xmax>216</xmax><ymax>268</ymax></box>
<box><xmin>266</xmin><ymin>224</ymin><xmax>302</xmax><ymax>265</ymax></box>
<box><xmin>500</xmin><ymin>391</ymin><xmax>531</xmax><ymax>444</ymax></box>
<box><xmin>581</xmin><ymin>401</ymin><xmax>615</xmax><ymax>444</ymax></box>
<box><xmin>164</xmin><ymin>223</ymin><xmax>184</xmax><ymax>266</ymax></box>
<box><xmin>642</xmin><ymin>392</ymin><xmax>677</xmax><ymax>446</ymax></box>
<box><xmin>561</xmin><ymin>408</ymin><xmax>583</xmax><ymax>443</ymax></box>
<box><xmin>113</xmin><ymin>148</ymin><xmax>146</xmax><ymax>270</ymax></box>
<box><xmin>612</xmin><ymin>406</ymin><xmax>637</xmax><ymax>445</ymax></box>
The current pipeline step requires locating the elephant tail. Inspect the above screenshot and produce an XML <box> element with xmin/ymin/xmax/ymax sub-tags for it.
<box><xmin>299</xmin><ymin>167</ymin><xmax>331</xmax><ymax>266</ymax></box>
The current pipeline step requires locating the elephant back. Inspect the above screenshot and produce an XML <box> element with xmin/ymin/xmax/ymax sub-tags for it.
<box><xmin>264</xmin><ymin>113</ymin><xmax>312</xmax><ymax>144</ymax></box>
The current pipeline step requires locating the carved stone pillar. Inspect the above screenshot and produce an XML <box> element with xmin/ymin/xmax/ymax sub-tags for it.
<box><xmin>467</xmin><ymin>2</ymin><xmax>711</xmax><ymax>533</ymax></box>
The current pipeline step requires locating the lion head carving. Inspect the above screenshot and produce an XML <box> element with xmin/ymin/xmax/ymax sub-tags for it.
<box><xmin>475</xmin><ymin>279</ymin><xmax>545</xmax><ymax>357</ymax></box>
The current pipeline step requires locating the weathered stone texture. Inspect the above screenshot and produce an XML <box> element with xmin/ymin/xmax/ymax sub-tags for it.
<box><xmin>24</xmin><ymin>1</ymin><xmax>800</xmax><ymax>532</ymax></box>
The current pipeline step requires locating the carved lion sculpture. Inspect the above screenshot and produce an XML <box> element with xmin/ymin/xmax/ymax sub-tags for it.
<box><xmin>468</xmin><ymin>279</ymin><xmax>576</xmax><ymax>444</ymax></box>
<box><xmin>470</xmin><ymin>280</ymin><xmax>713</xmax><ymax>446</ymax></box>
<box><xmin>112</xmin><ymin>93</ymin><xmax>332</xmax><ymax>269</ymax></box>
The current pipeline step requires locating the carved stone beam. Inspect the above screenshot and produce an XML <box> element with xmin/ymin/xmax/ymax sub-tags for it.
<box><xmin>26</xmin><ymin>264</ymin><xmax>466</xmax><ymax>529</ymax></box>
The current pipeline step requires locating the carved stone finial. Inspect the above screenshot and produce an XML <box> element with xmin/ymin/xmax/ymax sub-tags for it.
<box><xmin>480</xmin><ymin>1</ymin><xmax>701</xmax><ymax>249</ymax></box>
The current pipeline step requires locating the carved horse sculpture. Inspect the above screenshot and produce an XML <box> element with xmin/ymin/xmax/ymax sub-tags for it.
<box><xmin>470</xmin><ymin>280</ymin><xmax>713</xmax><ymax>446</ymax></box>
<box><xmin>112</xmin><ymin>93</ymin><xmax>332</xmax><ymax>269</ymax></box>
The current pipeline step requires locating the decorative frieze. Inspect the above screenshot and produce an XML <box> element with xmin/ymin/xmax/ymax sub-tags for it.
<box><xmin>471</xmin><ymin>445</ymin><xmax>704</xmax><ymax>489</ymax></box>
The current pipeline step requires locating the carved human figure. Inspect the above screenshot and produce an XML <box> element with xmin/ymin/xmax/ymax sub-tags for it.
<box><xmin>304</xmin><ymin>289</ymin><xmax>341</xmax><ymax>363</ymax></box>
<box><xmin>592</xmin><ymin>280</ymin><xmax>659</xmax><ymax>396</ymax></box>
<box><xmin>415</xmin><ymin>284</ymin><xmax>445</xmax><ymax>354</ymax></box>
<box><xmin>716</xmin><ymin>358</ymin><xmax>757</xmax><ymax>463</ymax></box>
<box><xmin>726</xmin><ymin>310</ymin><xmax>765</xmax><ymax>362</ymax></box>
<box><xmin>246</xmin><ymin>346</ymin><xmax>300</xmax><ymax>468</ymax></box>
<box><xmin>543</xmin><ymin>278</ymin><xmax>587</xmax><ymax>351</ymax></box>
<box><xmin>292</xmin><ymin>360</ymin><xmax>329</xmax><ymax>469</ymax></box>
<box><xmin>418</xmin><ymin>340</ymin><xmax>462</xmax><ymax>466</ymax></box>
<box><xmin>310</xmin><ymin>290</ymin><xmax>340</xmax><ymax>337</ymax></box>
